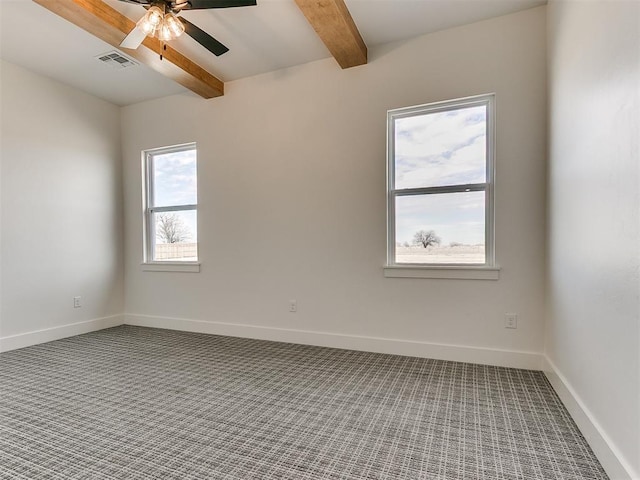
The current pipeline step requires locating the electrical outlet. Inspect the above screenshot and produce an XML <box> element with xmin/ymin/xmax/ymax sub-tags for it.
<box><xmin>289</xmin><ymin>300</ymin><xmax>297</xmax><ymax>313</ymax></box>
<box><xmin>73</xmin><ymin>296</ymin><xmax>82</xmax><ymax>308</ymax></box>
<box><xmin>505</xmin><ymin>313</ymin><xmax>518</xmax><ymax>329</ymax></box>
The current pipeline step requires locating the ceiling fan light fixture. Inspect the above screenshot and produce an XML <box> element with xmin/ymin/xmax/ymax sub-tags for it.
<box><xmin>157</xmin><ymin>22</ymin><xmax>173</xmax><ymax>42</ymax></box>
<box><xmin>137</xmin><ymin>5</ymin><xmax>164</xmax><ymax>35</ymax></box>
<box><xmin>163</xmin><ymin>12</ymin><xmax>185</xmax><ymax>39</ymax></box>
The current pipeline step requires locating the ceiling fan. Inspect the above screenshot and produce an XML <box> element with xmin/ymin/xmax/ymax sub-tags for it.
<box><xmin>118</xmin><ymin>0</ymin><xmax>256</xmax><ymax>57</ymax></box>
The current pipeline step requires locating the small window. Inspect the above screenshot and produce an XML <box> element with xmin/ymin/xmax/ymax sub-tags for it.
<box><xmin>387</xmin><ymin>94</ymin><xmax>495</xmax><ymax>267</ymax></box>
<box><xmin>143</xmin><ymin>143</ymin><xmax>198</xmax><ymax>264</ymax></box>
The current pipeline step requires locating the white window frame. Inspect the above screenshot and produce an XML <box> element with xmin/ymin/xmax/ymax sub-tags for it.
<box><xmin>384</xmin><ymin>94</ymin><xmax>499</xmax><ymax>280</ymax></box>
<box><xmin>142</xmin><ymin>142</ymin><xmax>200</xmax><ymax>273</ymax></box>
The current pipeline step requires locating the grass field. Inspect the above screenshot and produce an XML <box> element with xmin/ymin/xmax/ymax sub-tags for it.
<box><xmin>395</xmin><ymin>245</ymin><xmax>485</xmax><ymax>264</ymax></box>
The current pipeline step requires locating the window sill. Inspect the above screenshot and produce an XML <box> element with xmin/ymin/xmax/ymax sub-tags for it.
<box><xmin>141</xmin><ymin>262</ymin><xmax>200</xmax><ymax>273</ymax></box>
<box><xmin>383</xmin><ymin>265</ymin><xmax>500</xmax><ymax>280</ymax></box>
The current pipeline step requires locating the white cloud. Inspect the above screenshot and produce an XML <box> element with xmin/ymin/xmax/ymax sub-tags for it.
<box><xmin>394</xmin><ymin>105</ymin><xmax>486</xmax><ymax>189</ymax></box>
<box><xmin>153</xmin><ymin>150</ymin><xmax>197</xmax><ymax>207</ymax></box>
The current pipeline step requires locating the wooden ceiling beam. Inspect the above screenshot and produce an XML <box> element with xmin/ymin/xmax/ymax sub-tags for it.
<box><xmin>32</xmin><ymin>0</ymin><xmax>224</xmax><ymax>99</ymax></box>
<box><xmin>294</xmin><ymin>0</ymin><xmax>367</xmax><ymax>69</ymax></box>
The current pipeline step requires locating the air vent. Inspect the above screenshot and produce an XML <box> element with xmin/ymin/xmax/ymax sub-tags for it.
<box><xmin>95</xmin><ymin>51</ymin><xmax>139</xmax><ymax>69</ymax></box>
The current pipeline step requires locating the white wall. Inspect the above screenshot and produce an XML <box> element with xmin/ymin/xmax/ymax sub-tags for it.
<box><xmin>121</xmin><ymin>7</ymin><xmax>547</xmax><ymax>367</ymax></box>
<box><xmin>546</xmin><ymin>1</ymin><xmax>640</xmax><ymax>478</ymax></box>
<box><xmin>0</xmin><ymin>60</ymin><xmax>124</xmax><ymax>349</ymax></box>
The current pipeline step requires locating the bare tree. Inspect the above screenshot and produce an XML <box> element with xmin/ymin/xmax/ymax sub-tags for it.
<box><xmin>413</xmin><ymin>229</ymin><xmax>441</xmax><ymax>248</ymax></box>
<box><xmin>156</xmin><ymin>213</ymin><xmax>191</xmax><ymax>244</ymax></box>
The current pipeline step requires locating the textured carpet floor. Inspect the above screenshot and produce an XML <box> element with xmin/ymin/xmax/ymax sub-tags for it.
<box><xmin>0</xmin><ymin>326</ymin><xmax>607</xmax><ymax>480</ymax></box>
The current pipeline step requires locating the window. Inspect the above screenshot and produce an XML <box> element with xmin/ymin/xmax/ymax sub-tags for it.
<box><xmin>143</xmin><ymin>143</ymin><xmax>198</xmax><ymax>268</ymax></box>
<box><xmin>386</xmin><ymin>94</ymin><xmax>496</xmax><ymax>275</ymax></box>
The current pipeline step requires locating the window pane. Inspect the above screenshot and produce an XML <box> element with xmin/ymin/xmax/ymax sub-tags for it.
<box><xmin>153</xmin><ymin>210</ymin><xmax>198</xmax><ymax>261</ymax></box>
<box><xmin>395</xmin><ymin>191</ymin><xmax>485</xmax><ymax>264</ymax></box>
<box><xmin>152</xmin><ymin>149</ymin><xmax>197</xmax><ymax>207</ymax></box>
<box><xmin>394</xmin><ymin>105</ymin><xmax>486</xmax><ymax>189</ymax></box>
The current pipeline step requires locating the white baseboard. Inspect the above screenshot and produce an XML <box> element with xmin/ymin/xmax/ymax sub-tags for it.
<box><xmin>125</xmin><ymin>313</ymin><xmax>543</xmax><ymax>370</ymax></box>
<box><xmin>0</xmin><ymin>314</ymin><xmax>124</xmax><ymax>352</ymax></box>
<box><xmin>543</xmin><ymin>356</ymin><xmax>638</xmax><ymax>480</ymax></box>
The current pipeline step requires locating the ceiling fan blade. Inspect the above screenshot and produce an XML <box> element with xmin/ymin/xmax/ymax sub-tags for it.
<box><xmin>117</xmin><ymin>0</ymin><xmax>151</xmax><ymax>5</ymax></box>
<box><xmin>172</xmin><ymin>1</ymin><xmax>190</xmax><ymax>11</ymax></box>
<box><xmin>181</xmin><ymin>18</ymin><xmax>229</xmax><ymax>56</ymax></box>
<box><xmin>120</xmin><ymin>26</ymin><xmax>148</xmax><ymax>50</ymax></box>
<box><xmin>183</xmin><ymin>0</ymin><xmax>257</xmax><ymax>10</ymax></box>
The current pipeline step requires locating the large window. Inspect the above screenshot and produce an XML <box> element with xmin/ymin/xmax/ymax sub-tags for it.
<box><xmin>143</xmin><ymin>143</ymin><xmax>198</xmax><ymax>264</ymax></box>
<box><xmin>387</xmin><ymin>94</ymin><xmax>495</xmax><ymax>268</ymax></box>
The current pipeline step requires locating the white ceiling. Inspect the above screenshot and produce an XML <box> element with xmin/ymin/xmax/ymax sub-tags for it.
<box><xmin>0</xmin><ymin>0</ymin><xmax>545</xmax><ymax>106</ymax></box>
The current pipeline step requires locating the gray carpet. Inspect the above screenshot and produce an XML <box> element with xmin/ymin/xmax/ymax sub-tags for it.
<box><xmin>0</xmin><ymin>326</ymin><xmax>607</xmax><ymax>479</ymax></box>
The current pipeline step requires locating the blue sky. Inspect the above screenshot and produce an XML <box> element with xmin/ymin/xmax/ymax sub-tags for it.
<box><xmin>394</xmin><ymin>105</ymin><xmax>487</xmax><ymax>245</ymax></box>
<box><xmin>395</xmin><ymin>192</ymin><xmax>485</xmax><ymax>246</ymax></box>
